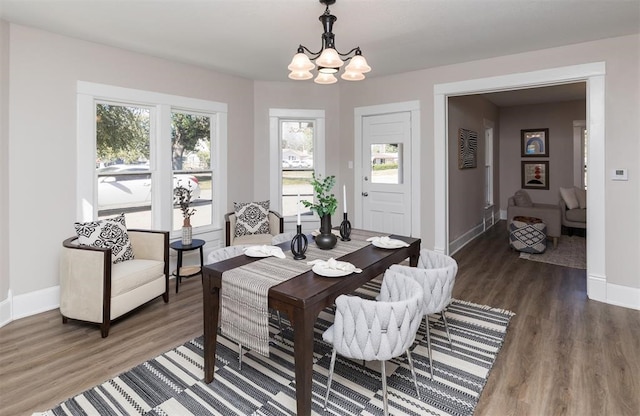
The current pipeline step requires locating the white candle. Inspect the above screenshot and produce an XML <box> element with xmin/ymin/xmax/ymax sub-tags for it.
<box><xmin>297</xmin><ymin>193</ymin><xmax>301</xmax><ymax>225</ymax></box>
<box><xmin>343</xmin><ymin>185</ymin><xmax>347</xmax><ymax>214</ymax></box>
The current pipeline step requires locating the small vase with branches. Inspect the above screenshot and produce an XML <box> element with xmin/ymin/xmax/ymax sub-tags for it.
<box><xmin>174</xmin><ymin>180</ymin><xmax>196</xmax><ymax>244</ymax></box>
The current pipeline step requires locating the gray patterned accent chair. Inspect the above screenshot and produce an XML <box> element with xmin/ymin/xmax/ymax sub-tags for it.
<box><xmin>225</xmin><ymin>210</ymin><xmax>284</xmax><ymax>246</ymax></box>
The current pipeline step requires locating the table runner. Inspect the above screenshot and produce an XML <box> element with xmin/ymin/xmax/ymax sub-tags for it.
<box><xmin>220</xmin><ymin>229</ymin><xmax>381</xmax><ymax>356</ymax></box>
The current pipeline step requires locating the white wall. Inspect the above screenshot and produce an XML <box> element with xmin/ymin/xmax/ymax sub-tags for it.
<box><xmin>5</xmin><ymin>23</ymin><xmax>255</xmax><ymax>307</ymax></box>
<box><xmin>499</xmin><ymin>100</ymin><xmax>586</xmax><ymax>208</ymax></box>
<box><xmin>3</xmin><ymin>24</ymin><xmax>638</xmax><ymax>322</ymax></box>
<box><xmin>252</xmin><ymin>81</ymin><xmax>340</xmax><ymax>206</ymax></box>
<box><xmin>338</xmin><ymin>34</ymin><xmax>639</xmax><ymax>295</ymax></box>
<box><xmin>447</xmin><ymin>95</ymin><xmax>499</xmax><ymax>242</ymax></box>
<box><xmin>0</xmin><ymin>20</ymin><xmax>10</xmax><ymax>324</ymax></box>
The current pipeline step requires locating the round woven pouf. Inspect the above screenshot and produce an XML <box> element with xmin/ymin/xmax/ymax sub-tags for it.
<box><xmin>509</xmin><ymin>216</ymin><xmax>547</xmax><ymax>253</ymax></box>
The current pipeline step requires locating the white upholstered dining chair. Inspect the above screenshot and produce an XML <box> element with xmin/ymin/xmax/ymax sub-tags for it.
<box><xmin>388</xmin><ymin>248</ymin><xmax>458</xmax><ymax>378</ymax></box>
<box><xmin>323</xmin><ymin>272</ymin><xmax>424</xmax><ymax>416</ymax></box>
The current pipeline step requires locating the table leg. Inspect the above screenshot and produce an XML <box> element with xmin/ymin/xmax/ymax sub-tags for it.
<box><xmin>199</xmin><ymin>246</ymin><xmax>204</xmax><ymax>281</ymax></box>
<box><xmin>409</xmin><ymin>250</ymin><xmax>419</xmax><ymax>267</ymax></box>
<box><xmin>176</xmin><ymin>251</ymin><xmax>182</xmax><ymax>293</ymax></box>
<box><xmin>203</xmin><ymin>275</ymin><xmax>220</xmax><ymax>383</ymax></box>
<box><xmin>291</xmin><ymin>306</ymin><xmax>318</xmax><ymax>416</ymax></box>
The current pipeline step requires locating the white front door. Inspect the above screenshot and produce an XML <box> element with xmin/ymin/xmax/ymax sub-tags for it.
<box><xmin>361</xmin><ymin>112</ymin><xmax>412</xmax><ymax>235</ymax></box>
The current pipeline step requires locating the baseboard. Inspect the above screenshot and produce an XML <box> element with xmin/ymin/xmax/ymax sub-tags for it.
<box><xmin>605</xmin><ymin>282</ymin><xmax>640</xmax><ymax>310</ymax></box>
<box><xmin>12</xmin><ymin>285</ymin><xmax>60</xmax><ymax>320</ymax></box>
<box><xmin>0</xmin><ymin>290</ymin><xmax>12</xmax><ymax>328</ymax></box>
<box><xmin>588</xmin><ymin>274</ymin><xmax>640</xmax><ymax>310</ymax></box>
<box><xmin>449</xmin><ymin>222</ymin><xmax>485</xmax><ymax>255</ymax></box>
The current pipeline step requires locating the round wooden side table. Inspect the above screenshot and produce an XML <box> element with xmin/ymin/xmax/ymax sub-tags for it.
<box><xmin>170</xmin><ymin>239</ymin><xmax>205</xmax><ymax>293</ymax></box>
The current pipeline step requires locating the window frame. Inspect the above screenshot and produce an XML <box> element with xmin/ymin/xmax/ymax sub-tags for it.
<box><xmin>269</xmin><ymin>109</ymin><xmax>325</xmax><ymax>224</ymax></box>
<box><xmin>77</xmin><ymin>81</ymin><xmax>227</xmax><ymax>239</ymax></box>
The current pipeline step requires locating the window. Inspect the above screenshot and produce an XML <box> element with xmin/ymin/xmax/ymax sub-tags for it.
<box><xmin>370</xmin><ymin>143</ymin><xmax>401</xmax><ymax>184</ymax></box>
<box><xmin>96</xmin><ymin>103</ymin><xmax>153</xmax><ymax>228</ymax></box>
<box><xmin>484</xmin><ymin>123</ymin><xmax>494</xmax><ymax>207</ymax></box>
<box><xmin>281</xmin><ymin>120</ymin><xmax>315</xmax><ymax>217</ymax></box>
<box><xmin>269</xmin><ymin>109</ymin><xmax>325</xmax><ymax>221</ymax></box>
<box><xmin>78</xmin><ymin>82</ymin><xmax>227</xmax><ymax>238</ymax></box>
<box><xmin>171</xmin><ymin>111</ymin><xmax>213</xmax><ymax>231</ymax></box>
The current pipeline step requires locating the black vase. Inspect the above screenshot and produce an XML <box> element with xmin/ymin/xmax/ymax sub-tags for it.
<box><xmin>315</xmin><ymin>214</ymin><xmax>337</xmax><ymax>250</ymax></box>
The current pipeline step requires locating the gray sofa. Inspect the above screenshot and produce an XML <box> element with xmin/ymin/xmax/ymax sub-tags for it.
<box><xmin>559</xmin><ymin>198</ymin><xmax>587</xmax><ymax>234</ymax></box>
<box><xmin>507</xmin><ymin>189</ymin><xmax>561</xmax><ymax>248</ymax></box>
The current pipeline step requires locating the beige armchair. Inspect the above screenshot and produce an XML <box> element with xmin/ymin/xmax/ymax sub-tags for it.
<box><xmin>60</xmin><ymin>229</ymin><xmax>169</xmax><ymax>337</ymax></box>
<box><xmin>225</xmin><ymin>210</ymin><xmax>284</xmax><ymax>246</ymax></box>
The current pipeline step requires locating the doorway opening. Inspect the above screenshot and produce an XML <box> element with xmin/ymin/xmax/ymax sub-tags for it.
<box><xmin>434</xmin><ymin>62</ymin><xmax>606</xmax><ymax>303</ymax></box>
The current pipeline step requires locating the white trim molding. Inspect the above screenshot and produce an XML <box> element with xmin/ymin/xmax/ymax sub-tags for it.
<box><xmin>434</xmin><ymin>62</ymin><xmax>614</xmax><ymax>304</ymax></box>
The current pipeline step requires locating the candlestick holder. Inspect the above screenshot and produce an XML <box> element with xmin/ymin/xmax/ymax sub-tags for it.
<box><xmin>339</xmin><ymin>213</ymin><xmax>351</xmax><ymax>241</ymax></box>
<box><xmin>290</xmin><ymin>224</ymin><xmax>308</xmax><ymax>260</ymax></box>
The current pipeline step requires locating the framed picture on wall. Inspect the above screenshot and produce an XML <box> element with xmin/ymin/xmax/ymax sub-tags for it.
<box><xmin>521</xmin><ymin>128</ymin><xmax>549</xmax><ymax>157</ymax></box>
<box><xmin>521</xmin><ymin>161</ymin><xmax>549</xmax><ymax>190</ymax></box>
<box><xmin>458</xmin><ymin>128</ymin><xmax>478</xmax><ymax>169</ymax></box>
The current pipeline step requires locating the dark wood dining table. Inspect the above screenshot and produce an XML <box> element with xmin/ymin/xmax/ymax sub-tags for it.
<box><xmin>201</xmin><ymin>231</ymin><xmax>421</xmax><ymax>416</ymax></box>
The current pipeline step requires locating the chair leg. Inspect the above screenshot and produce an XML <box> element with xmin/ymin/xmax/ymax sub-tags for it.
<box><xmin>238</xmin><ymin>343</ymin><xmax>243</xmax><ymax>370</ymax></box>
<box><xmin>406</xmin><ymin>349</ymin><xmax>421</xmax><ymax>399</ymax></box>
<box><xmin>324</xmin><ymin>349</ymin><xmax>337</xmax><ymax>409</ymax></box>
<box><xmin>424</xmin><ymin>315</ymin><xmax>434</xmax><ymax>379</ymax></box>
<box><xmin>441</xmin><ymin>310</ymin><xmax>453</xmax><ymax>350</ymax></box>
<box><xmin>381</xmin><ymin>360</ymin><xmax>389</xmax><ymax>416</ymax></box>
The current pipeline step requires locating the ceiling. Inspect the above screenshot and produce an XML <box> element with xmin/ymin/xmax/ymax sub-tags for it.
<box><xmin>0</xmin><ymin>0</ymin><xmax>637</xmax><ymax>104</ymax></box>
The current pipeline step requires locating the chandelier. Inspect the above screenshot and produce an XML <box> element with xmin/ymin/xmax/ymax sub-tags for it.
<box><xmin>288</xmin><ymin>0</ymin><xmax>371</xmax><ymax>84</ymax></box>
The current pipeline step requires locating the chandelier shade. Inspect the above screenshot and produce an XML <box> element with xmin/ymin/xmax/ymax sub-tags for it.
<box><xmin>288</xmin><ymin>0</ymin><xmax>370</xmax><ymax>83</ymax></box>
<box><xmin>314</xmin><ymin>72</ymin><xmax>338</xmax><ymax>85</ymax></box>
<box><xmin>288</xmin><ymin>52</ymin><xmax>315</xmax><ymax>72</ymax></box>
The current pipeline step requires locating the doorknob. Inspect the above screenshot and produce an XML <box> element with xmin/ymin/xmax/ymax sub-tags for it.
<box><xmin>362</xmin><ymin>192</ymin><xmax>369</xmax><ymax>197</ymax></box>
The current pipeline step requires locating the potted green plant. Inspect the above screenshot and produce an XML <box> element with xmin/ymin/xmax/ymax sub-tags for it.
<box><xmin>302</xmin><ymin>173</ymin><xmax>338</xmax><ymax>249</ymax></box>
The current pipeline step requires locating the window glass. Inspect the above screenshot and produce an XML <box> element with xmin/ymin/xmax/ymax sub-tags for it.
<box><xmin>370</xmin><ymin>143</ymin><xmax>401</xmax><ymax>184</ymax></box>
<box><xmin>171</xmin><ymin>112</ymin><xmax>212</xmax><ymax>230</ymax></box>
<box><xmin>96</xmin><ymin>103</ymin><xmax>152</xmax><ymax>228</ymax></box>
<box><xmin>281</xmin><ymin>120</ymin><xmax>314</xmax><ymax>217</ymax></box>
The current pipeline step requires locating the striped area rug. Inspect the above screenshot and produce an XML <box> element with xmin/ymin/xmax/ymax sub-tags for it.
<box><xmin>38</xmin><ymin>282</ymin><xmax>514</xmax><ymax>416</ymax></box>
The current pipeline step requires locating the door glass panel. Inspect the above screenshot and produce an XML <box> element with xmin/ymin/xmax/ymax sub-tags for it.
<box><xmin>281</xmin><ymin>120</ymin><xmax>314</xmax><ymax>217</ymax></box>
<box><xmin>96</xmin><ymin>103</ymin><xmax>152</xmax><ymax>229</ymax></box>
<box><xmin>370</xmin><ymin>143</ymin><xmax>401</xmax><ymax>184</ymax></box>
<box><xmin>171</xmin><ymin>112</ymin><xmax>212</xmax><ymax>231</ymax></box>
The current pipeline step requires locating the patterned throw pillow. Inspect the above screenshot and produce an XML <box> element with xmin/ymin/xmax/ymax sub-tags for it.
<box><xmin>234</xmin><ymin>200</ymin><xmax>271</xmax><ymax>237</ymax></box>
<box><xmin>74</xmin><ymin>213</ymin><xmax>135</xmax><ymax>264</ymax></box>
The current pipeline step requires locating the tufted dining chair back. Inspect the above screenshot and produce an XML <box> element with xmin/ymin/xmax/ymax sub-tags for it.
<box><xmin>323</xmin><ymin>272</ymin><xmax>423</xmax><ymax>416</ymax></box>
<box><xmin>388</xmin><ymin>249</ymin><xmax>458</xmax><ymax>379</ymax></box>
<box><xmin>206</xmin><ymin>245</ymin><xmax>247</xmax><ymax>264</ymax></box>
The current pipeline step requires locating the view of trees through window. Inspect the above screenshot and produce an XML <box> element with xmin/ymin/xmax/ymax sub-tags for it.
<box><xmin>95</xmin><ymin>103</ymin><xmax>213</xmax><ymax>230</ymax></box>
<box><xmin>171</xmin><ymin>112</ymin><xmax>212</xmax><ymax>230</ymax></box>
<box><xmin>281</xmin><ymin>120</ymin><xmax>314</xmax><ymax>217</ymax></box>
<box><xmin>96</xmin><ymin>103</ymin><xmax>152</xmax><ymax>228</ymax></box>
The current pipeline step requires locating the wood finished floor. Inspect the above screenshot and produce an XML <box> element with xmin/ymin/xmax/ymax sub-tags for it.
<box><xmin>1</xmin><ymin>222</ymin><xmax>639</xmax><ymax>416</ymax></box>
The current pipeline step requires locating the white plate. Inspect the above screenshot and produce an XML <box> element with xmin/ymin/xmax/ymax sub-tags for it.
<box><xmin>372</xmin><ymin>239</ymin><xmax>409</xmax><ymax>249</ymax></box>
<box><xmin>312</xmin><ymin>263</ymin><xmax>352</xmax><ymax>277</ymax></box>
